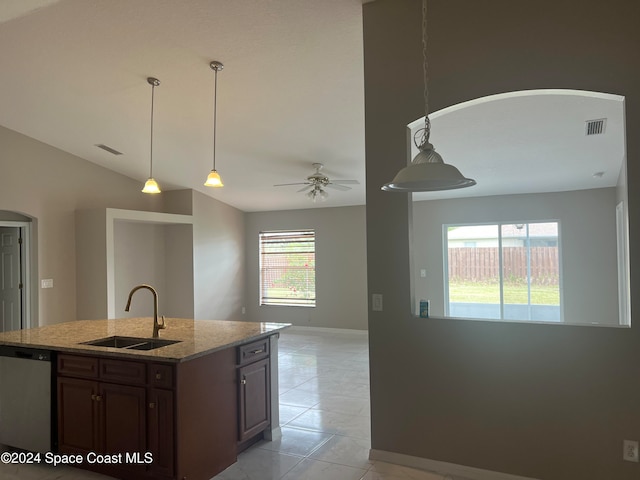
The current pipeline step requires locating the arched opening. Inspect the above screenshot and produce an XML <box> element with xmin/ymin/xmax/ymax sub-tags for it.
<box><xmin>409</xmin><ymin>89</ymin><xmax>629</xmax><ymax>326</ymax></box>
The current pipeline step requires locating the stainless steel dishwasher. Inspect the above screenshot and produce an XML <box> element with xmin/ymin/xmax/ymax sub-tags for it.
<box><xmin>0</xmin><ymin>346</ymin><xmax>54</xmax><ymax>452</ymax></box>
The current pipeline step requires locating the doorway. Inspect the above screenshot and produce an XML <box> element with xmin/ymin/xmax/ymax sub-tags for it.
<box><xmin>0</xmin><ymin>220</ymin><xmax>32</xmax><ymax>332</ymax></box>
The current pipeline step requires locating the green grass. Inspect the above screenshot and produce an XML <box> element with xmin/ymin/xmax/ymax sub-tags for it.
<box><xmin>449</xmin><ymin>281</ymin><xmax>559</xmax><ymax>305</ymax></box>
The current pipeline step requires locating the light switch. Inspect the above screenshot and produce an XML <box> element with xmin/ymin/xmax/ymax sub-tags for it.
<box><xmin>420</xmin><ymin>269</ymin><xmax>427</xmax><ymax>278</ymax></box>
<box><xmin>372</xmin><ymin>293</ymin><xmax>383</xmax><ymax>311</ymax></box>
<box><xmin>41</xmin><ymin>278</ymin><xmax>54</xmax><ymax>289</ymax></box>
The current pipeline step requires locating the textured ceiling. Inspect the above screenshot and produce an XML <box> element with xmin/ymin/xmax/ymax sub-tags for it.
<box><xmin>0</xmin><ymin>1</ymin><xmax>626</xmax><ymax>212</ymax></box>
<box><xmin>0</xmin><ymin>0</ymin><xmax>366</xmax><ymax>212</ymax></box>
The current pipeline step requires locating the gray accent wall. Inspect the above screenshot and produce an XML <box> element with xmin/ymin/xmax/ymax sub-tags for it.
<box><xmin>245</xmin><ymin>206</ymin><xmax>367</xmax><ymax>330</ymax></box>
<box><xmin>364</xmin><ymin>1</ymin><xmax>640</xmax><ymax>479</ymax></box>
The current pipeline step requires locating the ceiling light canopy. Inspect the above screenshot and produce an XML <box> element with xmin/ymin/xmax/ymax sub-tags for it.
<box><xmin>142</xmin><ymin>77</ymin><xmax>161</xmax><ymax>194</ymax></box>
<box><xmin>204</xmin><ymin>61</ymin><xmax>224</xmax><ymax>188</ymax></box>
<box><xmin>382</xmin><ymin>0</ymin><xmax>475</xmax><ymax>193</ymax></box>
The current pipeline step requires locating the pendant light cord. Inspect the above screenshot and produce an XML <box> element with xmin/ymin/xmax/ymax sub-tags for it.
<box><xmin>416</xmin><ymin>0</ymin><xmax>431</xmax><ymax>149</ymax></box>
<box><xmin>212</xmin><ymin>67</ymin><xmax>218</xmax><ymax>171</ymax></box>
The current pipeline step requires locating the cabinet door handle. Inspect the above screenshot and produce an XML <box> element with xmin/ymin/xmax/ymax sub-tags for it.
<box><xmin>95</xmin><ymin>395</ymin><xmax>103</xmax><ymax>402</ymax></box>
<box><xmin>250</xmin><ymin>349</ymin><xmax>264</xmax><ymax>354</ymax></box>
<box><xmin>241</xmin><ymin>379</ymin><xmax>247</xmax><ymax>385</ymax></box>
<box><xmin>149</xmin><ymin>402</ymin><xmax>156</xmax><ymax>409</ymax></box>
<box><xmin>91</xmin><ymin>394</ymin><xmax>96</xmax><ymax>401</ymax></box>
<box><xmin>155</xmin><ymin>373</ymin><xmax>162</xmax><ymax>380</ymax></box>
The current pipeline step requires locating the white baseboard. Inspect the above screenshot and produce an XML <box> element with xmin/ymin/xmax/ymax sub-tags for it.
<box><xmin>369</xmin><ymin>449</ymin><xmax>539</xmax><ymax>480</ymax></box>
<box><xmin>287</xmin><ymin>325</ymin><xmax>368</xmax><ymax>336</ymax></box>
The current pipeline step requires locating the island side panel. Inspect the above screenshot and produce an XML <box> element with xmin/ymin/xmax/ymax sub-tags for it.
<box><xmin>175</xmin><ymin>346</ymin><xmax>237</xmax><ymax>480</ymax></box>
<box><xmin>264</xmin><ymin>333</ymin><xmax>281</xmax><ymax>441</ymax></box>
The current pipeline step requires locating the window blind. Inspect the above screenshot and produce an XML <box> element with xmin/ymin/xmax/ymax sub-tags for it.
<box><xmin>259</xmin><ymin>230</ymin><xmax>316</xmax><ymax>306</ymax></box>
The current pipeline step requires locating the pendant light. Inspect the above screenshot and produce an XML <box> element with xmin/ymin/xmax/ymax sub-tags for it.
<box><xmin>142</xmin><ymin>77</ymin><xmax>161</xmax><ymax>194</ymax></box>
<box><xmin>204</xmin><ymin>61</ymin><xmax>224</xmax><ymax>187</ymax></box>
<box><xmin>382</xmin><ymin>0</ymin><xmax>475</xmax><ymax>192</ymax></box>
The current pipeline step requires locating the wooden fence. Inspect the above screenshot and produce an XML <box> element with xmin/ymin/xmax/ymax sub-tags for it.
<box><xmin>448</xmin><ymin>247</ymin><xmax>559</xmax><ymax>285</ymax></box>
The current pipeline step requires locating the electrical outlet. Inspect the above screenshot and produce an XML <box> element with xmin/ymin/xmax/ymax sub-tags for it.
<box><xmin>372</xmin><ymin>293</ymin><xmax>383</xmax><ymax>312</ymax></box>
<box><xmin>623</xmin><ymin>440</ymin><xmax>639</xmax><ymax>462</ymax></box>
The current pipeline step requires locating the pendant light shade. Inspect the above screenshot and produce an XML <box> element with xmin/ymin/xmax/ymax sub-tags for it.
<box><xmin>382</xmin><ymin>142</ymin><xmax>476</xmax><ymax>192</ymax></box>
<box><xmin>142</xmin><ymin>177</ymin><xmax>161</xmax><ymax>194</ymax></box>
<box><xmin>382</xmin><ymin>0</ymin><xmax>475</xmax><ymax>193</ymax></box>
<box><xmin>204</xmin><ymin>169</ymin><xmax>223</xmax><ymax>187</ymax></box>
<box><xmin>204</xmin><ymin>61</ymin><xmax>224</xmax><ymax>187</ymax></box>
<box><xmin>143</xmin><ymin>77</ymin><xmax>161</xmax><ymax>194</ymax></box>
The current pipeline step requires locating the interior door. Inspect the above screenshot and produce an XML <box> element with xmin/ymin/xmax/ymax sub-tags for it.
<box><xmin>0</xmin><ymin>227</ymin><xmax>22</xmax><ymax>332</ymax></box>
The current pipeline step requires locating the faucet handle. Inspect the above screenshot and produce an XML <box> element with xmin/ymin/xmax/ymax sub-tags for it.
<box><xmin>159</xmin><ymin>315</ymin><xmax>166</xmax><ymax>329</ymax></box>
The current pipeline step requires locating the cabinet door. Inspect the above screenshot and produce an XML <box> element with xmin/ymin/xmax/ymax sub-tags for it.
<box><xmin>148</xmin><ymin>388</ymin><xmax>175</xmax><ymax>478</ymax></box>
<box><xmin>101</xmin><ymin>383</ymin><xmax>146</xmax><ymax>457</ymax></box>
<box><xmin>238</xmin><ymin>358</ymin><xmax>270</xmax><ymax>442</ymax></box>
<box><xmin>57</xmin><ymin>377</ymin><xmax>100</xmax><ymax>455</ymax></box>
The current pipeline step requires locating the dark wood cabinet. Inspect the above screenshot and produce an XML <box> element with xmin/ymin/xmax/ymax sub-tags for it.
<box><xmin>101</xmin><ymin>382</ymin><xmax>147</xmax><ymax>455</ymax></box>
<box><xmin>147</xmin><ymin>387</ymin><xmax>174</xmax><ymax>478</ymax></box>
<box><xmin>57</xmin><ymin>376</ymin><xmax>100</xmax><ymax>455</ymax></box>
<box><xmin>238</xmin><ymin>357</ymin><xmax>270</xmax><ymax>442</ymax></box>
<box><xmin>57</xmin><ymin>354</ymin><xmax>172</xmax><ymax>479</ymax></box>
<box><xmin>237</xmin><ymin>338</ymin><xmax>271</xmax><ymax>448</ymax></box>
<box><xmin>56</xmin><ymin>335</ymin><xmax>275</xmax><ymax>480</ymax></box>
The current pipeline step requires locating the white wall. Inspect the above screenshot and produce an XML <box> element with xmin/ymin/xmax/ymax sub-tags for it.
<box><xmin>412</xmin><ymin>188</ymin><xmax>619</xmax><ymax>324</ymax></box>
<box><xmin>245</xmin><ymin>205</ymin><xmax>368</xmax><ymax>330</ymax></box>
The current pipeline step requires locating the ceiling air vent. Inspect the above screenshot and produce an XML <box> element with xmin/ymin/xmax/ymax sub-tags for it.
<box><xmin>585</xmin><ymin>118</ymin><xmax>606</xmax><ymax>136</ymax></box>
<box><xmin>95</xmin><ymin>144</ymin><xmax>123</xmax><ymax>155</ymax></box>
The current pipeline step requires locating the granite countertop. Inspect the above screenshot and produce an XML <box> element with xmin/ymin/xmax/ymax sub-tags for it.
<box><xmin>0</xmin><ymin>318</ymin><xmax>290</xmax><ymax>363</ymax></box>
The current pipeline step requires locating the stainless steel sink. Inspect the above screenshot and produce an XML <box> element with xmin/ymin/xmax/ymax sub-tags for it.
<box><xmin>81</xmin><ymin>336</ymin><xmax>180</xmax><ymax>350</ymax></box>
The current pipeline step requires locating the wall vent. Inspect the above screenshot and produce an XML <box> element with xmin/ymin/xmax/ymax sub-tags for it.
<box><xmin>95</xmin><ymin>144</ymin><xmax>123</xmax><ymax>155</ymax></box>
<box><xmin>585</xmin><ymin>118</ymin><xmax>606</xmax><ymax>136</ymax></box>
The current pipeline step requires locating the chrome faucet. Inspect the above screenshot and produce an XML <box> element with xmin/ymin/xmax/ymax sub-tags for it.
<box><xmin>124</xmin><ymin>284</ymin><xmax>166</xmax><ymax>338</ymax></box>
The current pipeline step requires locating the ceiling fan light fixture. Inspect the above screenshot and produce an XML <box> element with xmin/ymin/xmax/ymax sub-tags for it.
<box><xmin>307</xmin><ymin>187</ymin><xmax>328</xmax><ymax>202</ymax></box>
<box><xmin>204</xmin><ymin>169</ymin><xmax>224</xmax><ymax>187</ymax></box>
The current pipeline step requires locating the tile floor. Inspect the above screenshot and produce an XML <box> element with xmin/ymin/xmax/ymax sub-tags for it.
<box><xmin>0</xmin><ymin>328</ymin><xmax>462</xmax><ymax>480</ymax></box>
<box><xmin>214</xmin><ymin>328</ymin><xmax>460</xmax><ymax>480</ymax></box>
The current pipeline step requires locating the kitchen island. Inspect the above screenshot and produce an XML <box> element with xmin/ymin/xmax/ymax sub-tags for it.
<box><xmin>0</xmin><ymin>317</ymin><xmax>290</xmax><ymax>480</ymax></box>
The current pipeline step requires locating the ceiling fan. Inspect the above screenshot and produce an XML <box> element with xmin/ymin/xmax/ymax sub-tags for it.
<box><xmin>274</xmin><ymin>163</ymin><xmax>359</xmax><ymax>202</ymax></box>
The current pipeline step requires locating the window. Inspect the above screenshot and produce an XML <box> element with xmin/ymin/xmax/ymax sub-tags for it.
<box><xmin>259</xmin><ymin>230</ymin><xmax>316</xmax><ymax>307</ymax></box>
<box><xmin>445</xmin><ymin>221</ymin><xmax>561</xmax><ymax>321</ymax></box>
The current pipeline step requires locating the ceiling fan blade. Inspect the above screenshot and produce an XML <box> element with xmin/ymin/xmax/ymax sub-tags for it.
<box><xmin>331</xmin><ymin>179</ymin><xmax>359</xmax><ymax>185</ymax></box>
<box><xmin>297</xmin><ymin>185</ymin><xmax>314</xmax><ymax>193</ymax></box>
<box><xmin>326</xmin><ymin>183</ymin><xmax>351</xmax><ymax>191</ymax></box>
<box><xmin>273</xmin><ymin>182</ymin><xmax>309</xmax><ymax>187</ymax></box>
